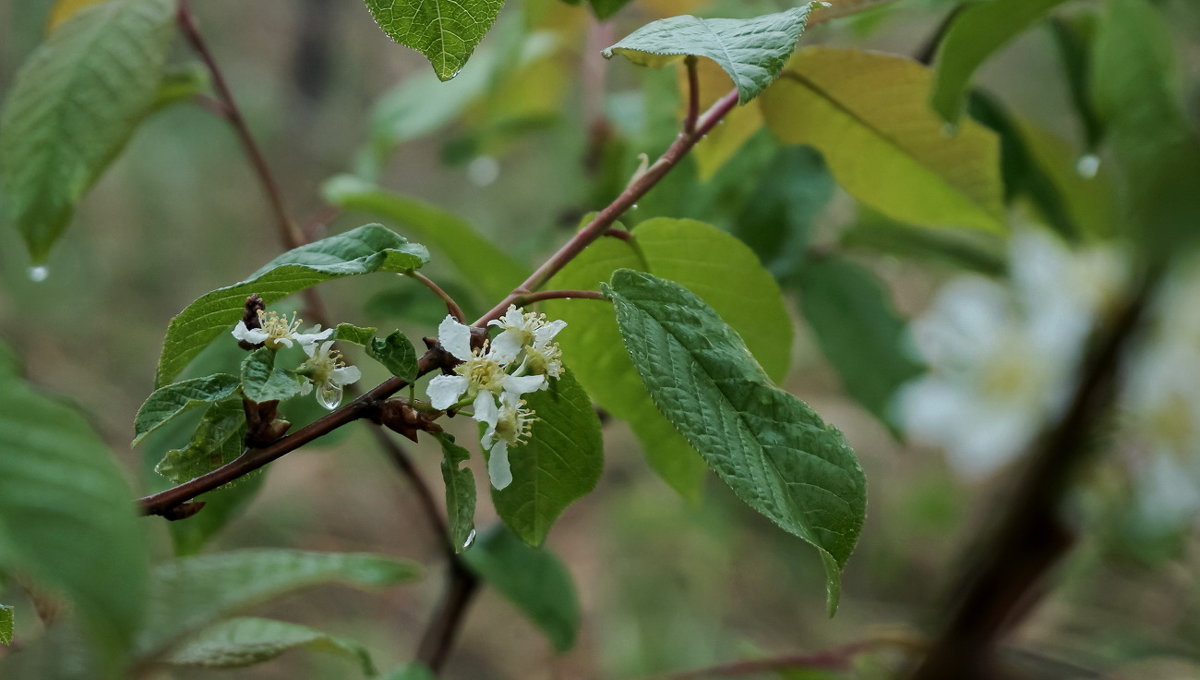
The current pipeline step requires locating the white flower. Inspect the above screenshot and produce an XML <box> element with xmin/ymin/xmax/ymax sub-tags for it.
<box><xmin>425</xmin><ymin>315</ymin><xmax>547</xmax><ymax>410</ymax></box>
<box><xmin>475</xmin><ymin>392</ymin><xmax>535</xmax><ymax>490</ymax></box>
<box><xmin>488</xmin><ymin>306</ymin><xmax>567</xmax><ymax>376</ymax></box>
<box><xmin>298</xmin><ymin>340</ymin><xmax>361</xmax><ymax>410</ymax></box>
<box><xmin>896</xmin><ymin>230</ymin><xmax>1122</xmax><ymax>480</ymax></box>
<box><xmin>232</xmin><ymin>310</ymin><xmax>331</xmax><ymax>352</ymax></box>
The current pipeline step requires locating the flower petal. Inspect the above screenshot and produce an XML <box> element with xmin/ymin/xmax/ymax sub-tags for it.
<box><xmin>489</xmin><ymin>331</ymin><xmax>524</xmax><ymax>364</ymax></box>
<box><xmin>503</xmin><ymin>373</ymin><xmax>547</xmax><ymax>396</ymax></box>
<box><xmin>534</xmin><ymin>319</ymin><xmax>566</xmax><ymax>344</ymax></box>
<box><xmin>427</xmin><ymin>375</ymin><xmax>469</xmax><ymax>409</ymax></box>
<box><xmin>331</xmin><ymin>365</ymin><xmax>361</xmax><ymax>387</ymax></box>
<box><xmin>232</xmin><ymin>322</ymin><xmax>270</xmax><ymax>345</ymax></box>
<box><xmin>473</xmin><ymin>391</ymin><xmax>500</xmax><ymax>429</ymax></box>
<box><xmin>487</xmin><ymin>440</ymin><xmax>513</xmax><ymax>490</ymax></box>
<box><xmin>438</xmin><ymin>315</ymin><xmax>474</xmax><ymax>361</ymax></box>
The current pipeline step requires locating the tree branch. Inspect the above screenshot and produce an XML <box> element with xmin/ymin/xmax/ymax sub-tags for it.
<box><xmin>475</xmin><ymin>87</ymin><xmax>740</xmax><ymax>326</ymax></box>
<box><xmin>514</xmin><ymin>289</ymin><xmax>607</xmax><ymax>306</ymax></box>
<box><xmin>177</xmin><ymin>1</ymin><xmax>307</xmax><ymax>252</ymax></box>
<box><xmin>683</xmin><ymin>56</ymin><xmax>700</xmax><ymax>134</ymax></box>
<box><xmin>408</xmin><ymin>271</ymin><xmax>466</xmax><ymax>323</ymax></box>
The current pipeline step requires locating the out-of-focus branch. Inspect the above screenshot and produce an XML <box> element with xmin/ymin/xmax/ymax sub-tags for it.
<box><xmin>910</xmin><ymin>274</ymin><xmax>1158</xmax><ymax>680</ymax></box>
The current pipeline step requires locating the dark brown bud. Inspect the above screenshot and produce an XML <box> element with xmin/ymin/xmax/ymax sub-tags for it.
<box><xmin>377</xmin><ymin>399</ymin><xmax>443</xmax><ymax>442</ymax></box>
<box><xmin>163</xmin><ymin>501</ymin><xmax>207</xmax><ymax>521</ymax></box>
<box><xmin>237</xmin><ymin>295</ymin><xmax>267</xmax><ymax>350</ymax></box>
<box><xmin>243</xmin><ymin>398</ymin><xmax>292</xmax><ymax>447</ymax></box>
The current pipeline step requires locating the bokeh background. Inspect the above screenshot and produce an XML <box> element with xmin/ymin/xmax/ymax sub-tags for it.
<box><xmin>2</xmin><ymin>0</ymin><xmax>1200</xmax><ymax>677</ymax></box>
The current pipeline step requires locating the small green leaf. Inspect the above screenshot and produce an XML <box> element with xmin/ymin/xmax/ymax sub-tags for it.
<box><xmin>362</xmin><ymin>0</ymin><xmax>504</xmax><ymax>80</ymax></box>
<box><xmin>368</xmin><ymin>331</ymin><xmax>418</xmax><ymax>380</ymax></box>
<box><xmin>0</xmin><ymin>0</ymin><xmax>176</xmax><ymax>262</ymax></box>
<box><xmin>334</xmin><ymin>322</ymin><xmax>379</xmax><ymax>347</ymax></box>
<box><xmin>462</xmin><ymin>526</ymin><xmax>581</xmax><ymax>652</ymax></box>
<box><xmin>133</xmin><ymin>373</ymin><xmax>241</xmax><ymax>446</ymax></box>
<box><xmin>606</xmin><ymin>270</ymin><xmax>866</xmax><ymax>614</ymax></box>
<box><xmin>155</xmin><ymin>224</ymin><xmax>429</xmax><ymax>386</ymax></box>
<box><xmin>798</xmin><ymin>257</ymin><xmax>923</xmax><ymax>436</ymax></box>
<box><xmin>0</xmin><ymin>605</ymin><xmax>12</xmax><ymax>645</ymax></box>
<box><xmin>323</xmin><ymin>176</ymin><xmax>526</xmax><ymax>302</ymax></box>
<box><xmin>162</xmin><ymin>617</ymin><xmax>376</xmax><ymax>676</ymax></box>
<box><xmin>930</xmin><ymin>0</ymin><xmax>1071</xmax><ymax>123</ymax></box>
<box><xmin>154</xmin><ymin>400</ymin><xmax>247</xmax><ymax>485</ymax></box>
<box><xmin>435</xmin><ymin>433</ymin><xmax>477</xmax><ymax>553</ymax></box>
<box><xmin>602</xmin><ymin>4</ymin><xmax>817</xmax><ymax>104</ymax></box>
<box><xmin>761</xmin><ymin>47</ymin><xmax>1005</xmax><ymax>231</ymax></box>
<box><xmin>138</xmin><ymin>549</ymin><xmax>421</xmax><ymax>659</ymax></box>
<box><xmin>0</xmin><ymin>361</ymin><xmax>148</xmax><ymax>666</ymax></box>
<box><xmin>492</xmin><ymin>371</ymin><xmax>602</xmax><ymax>546</ymax></box>
<box><xmin>544</xmin><ymin>218</ymin><xmax>793</xmax><ymax>500</ymax></box>
<box><xmin>240</xmin><ymin>348</ymin><xmax>305</xmax><ymax>403</ymax></box>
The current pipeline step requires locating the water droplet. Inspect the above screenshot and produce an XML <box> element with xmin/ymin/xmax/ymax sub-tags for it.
<box><xmin>467</xmin><ymin>156</ymin><xmax>500</xmax><ymax>187</ymax></box>
<box><xmin>316</xmin><ymin>385</ymin><xmax>343</xmax><ymax>410</ymax></box>
<box><xmin>462</xmin><ymin>528</ymin><xmax>477</xmax><ymax>549</ymax></box>
<box><xmin>1075</xmin><ymin>154</ymin><xmax>1100</xmax><ymax>179</ymax></box>
<box><xmin>630</xmin><ymin>203</ymin><xmax>639</xmax><ymax>210</ymax></box>
<box><xmin>27</xmin><ymin>266</ymin><xmax>49</xmax><ymax>282</ymax></box>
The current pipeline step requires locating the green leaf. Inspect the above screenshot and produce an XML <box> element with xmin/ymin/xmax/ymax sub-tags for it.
<box><xmin>0</xmin><ymin>365</ymin><xmax>148</xmax><ymax>666</ymax></box>
<box><xmin>930</xmin><ymin>0</ymin><xmax>1070</xmax><ymax>124</ymax></box>
<box><xmin>132</xmin><ymin>373</ymin><xmax>241</xmax><ymax>446</ymax></box>
<box><xmin>0</xmin><ymin>604</ymin><xmax>12</xmax><ymax>645</ymax></box>
<box><xmin>492</xmin><ymin>371</ymin><xmax>602</xmax><ymax>546</ymax></box>
<box><xmin>154</xmin><ymin>399</ymin><xmax>247</xmax><ymax>485</ymax></box>
<box><xmin>797</xmin><ymin>257</ymin><xmax>923</xmax><ymax>436</ymax></box>
<box><xmin>362</xmin><ymin>0</ymin><xmax>504</xmax><ymax>80</ymax></box>
<box><xmin>162</xmin><ymin>617</ymin><xmax>376</xmax><ymax>675</ymax></box>
<box><xmin>137</xmin><ymin>549</ymin><xmax>421</xmax><ymax>659</ymax></box>
<box><xmin>369</xmin><ymin>331</ymin><xmax>418</xmax><ymax>380</ymax></box>
<box><xmin>381</xmin><ymin>663</ymin><xmax>435</xmax><ymax>680</ymax></box>
<box><xmin>605</xmin><ymin>270</ymin><xmax>866</xmax><ymax>614</ymax></box>
<box><xmin>602</xmin><ymin>4</ymin><xmax>817</xmax><ymax>104</ymax></box>
<box><xmin>240</xmin><ymin>348</ymin><xmax>305</xmax><ymax>403</ymax></box>
<box><xmin>323</xmin><ymin>175</ymin><xmax>526</xmax><ymax>302</ymax></box>
<box><xmin>462</xmin><ymin>526</ymin><xmax>580</xmax><ymax>652</ymax></box>
<box><xmin>435</xmin><ymin>433</ymin><xmax>477</xmax><ymax>553</ymax></box>
<box><xmin>1091</xmin><ymin>0</ymin><xmax>1200</xmax><ymax>256</ymax></box>
<box><xmin>334</xmin><ymin>322</ymin><xmax>379</xmax><ymax>347</ymax></box>
<box><xmin>0</xmin><ymin>0</ymin><xmax>176</xmax><ymax>263</ymax></box>
<box><xmin>734</xmin><ymin>145</ymin><xmax>833</xmax><ymax>278</ymax></box>
<box><xmin>760</xmin><ymin>47</ymin><xmax>1005</xmax><ymax>231</ymax></box>
<box><xmin>544</xmin><ymin>218</ymin><xmax>793</xmax><ymax>500</ymax></box>
<box><xmin>155</xmin><ymin>224</ymin><xmax>428</xmax><ymax>387</ymax></box>
<box><xmin>587</xmin><ymin>0</ymin><xmax>632</xmax><ymax>20</ymax></box>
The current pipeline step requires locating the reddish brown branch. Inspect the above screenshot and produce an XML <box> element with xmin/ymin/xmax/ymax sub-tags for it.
<box><xmin>514</xmin><ymin>289</ymin><xmax>607</xmax><ymax>306</ymax></box>
<box><xmin>683</xmin><ymin>56</ymin><xmax>700</xmax><ymax>134</ymax></box>
<box><xmin>408</xmin><ymin>271</ymin><xmax>467</xmax><ymax>323</ymax></box>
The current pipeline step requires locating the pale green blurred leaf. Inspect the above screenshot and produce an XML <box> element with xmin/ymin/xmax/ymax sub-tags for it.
<box><xmin>162</xmin><ymin>617</ymin><xmax>376</xmax><ymax>675</ymax></box>
<box><xmin>930</xmin><ymin>0</ymin><xmax>1070</xmax><ymax>123</ymax></box>
<box><xmin>0</xmin><ymin>0</ymin><xmax>176</xmax><ymax>262</ymax></box>
<box><xmin>761</xmin><ymin>47</ymin><xmax>1005</xmax><ymax>231</ymax></box>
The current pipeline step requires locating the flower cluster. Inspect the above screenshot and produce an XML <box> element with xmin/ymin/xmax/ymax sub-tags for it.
<box><xmin>231</xmin><ymin>309</ymin><xmax>361</xmax><ymax>410</ymax></box>
<box><xmin>427</xmin><ymin>307</ymin><xmax>566</xmax><ymax>489</ymax></box>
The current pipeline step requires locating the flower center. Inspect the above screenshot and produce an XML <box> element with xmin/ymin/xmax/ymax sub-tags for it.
<box><xmin>258</xmin><ymin>310</ymin><xmax>302</xmax><ymax>350</ymax></box>
<box><xmin>458</xmin><ymin>351</ymin><xmax>508</xmax><ymax>395</ymax></box>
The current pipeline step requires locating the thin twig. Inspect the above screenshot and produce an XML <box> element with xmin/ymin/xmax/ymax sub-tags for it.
<box><xmin>683</xmin><ymin>56</ymin><xmax>700</xmax><ymax>134</ymax></box>
<box><xmin>910</xmin><ymin>273</ymin><xmax>1158</xmax><ymax>679</ymax></box>
<box><xmin>475</xmin><ymin>87</ymin><xmax>741</xmax><ymax>326</ymax></box>
<box><xmin>408</xmin><ymin>271</ymin><xmax>466</xmax><ymax>323</ymax></box>
<box><xmin>514</xmin><ymin>289</ymin><xmax>607</xmax><ymax>306</ymax></box>
<box><xmin>177</xmin><ymin>1</ymin><xmax>306</xmax><ymax>251</ymax></box>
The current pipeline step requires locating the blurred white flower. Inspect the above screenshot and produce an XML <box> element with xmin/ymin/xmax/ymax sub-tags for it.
<box><xmin>298</xmin><ymin>340</ymin><xmax>361</xmax><ymax>410</ymax></box>
<box><xmin>232</xmin><ymin>310</ymin><xmax>331</xmax><ymax>352</ymax></box>
<box><xmin>897</xmin><ymin>230</ymin><xmax>1124</xmax><ymax>479</ymax></box>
